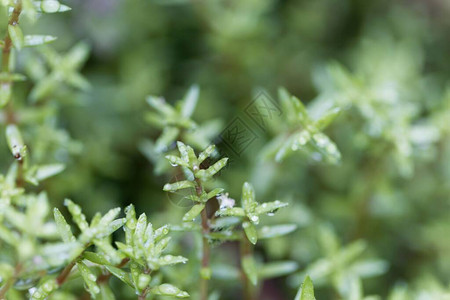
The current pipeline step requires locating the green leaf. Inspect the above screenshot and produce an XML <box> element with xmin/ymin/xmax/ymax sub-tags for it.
<box><xmin>150</xmin><ymin>283</ymin><xmax>189</xmax><ymax>298</ymax></box>
<box><xmin>155</xmin><ymin>127</ymin><xmax>179</xmax><ymax>152</ymax></box>
<box><xmin>243</xmin><ymin>221</ymin><xmax>258</xmax><ymax>245</ymax></box>
<box><xmin>99</xmin><ymin>284</ymin><xmax>115</xmax><ymax>300</ymax></box>
<box><xmin>258</xmin><ymin>261</ymin><xmax>299</xmax><ymax>279</ymax></box>
<box><xmin>337</xmin><ymin>240</ymin><xmax>367</xmax><ymax>265</ymax></box>
<box><xmin>6</xmin><ymin>125</ymin><xmax>27</xmax><ymax>159</ymax></box>
<box><xmin>295</xmin><ymin>276</ymin><xmax>316</xmax><ymax>300</ymax></box>
<box><xmin>22</xmin><ymin>0</ymin><xmax>37</xmax><ymax>20</ymax></box>
<box><xmin>0</xmin><ymin>73</ymin><xmax>26</xmax><ymax>81</ymax></box>
<box><xmin>197</xmin><ymin>144</ymin><xmax>216</xmax><ymax>164</ymax></box>
<box><xmin>0</xmin><ymin>224</ymin><xmax>19</xmax><ymax>246</ymax></box>
<box><xmin>310</xmin><ymin>132</ymin><xmax>341</xmax><ymax>164</ymax></box>
<box><xmin>153</xmin><ymin>236</ymin><xmax>171</xmax><ymax>255</ymax></box>
<box><xmin>8</xmin><ymin>25</ymin><xmax>24</xmax><ymax>50</ymax></box>
<box><xmin>182</xmin><ymin>204</ymin><xmax>205</xmax><ymax>222</ymax></box>
<box><xmin>242</xmin><ymin>182</ymin><xmax>256</xmax><ymax>212</ymax></box>
<box><xmin>204</xmin><ymin>188</ymin><xmax>225</xmax><ymax>201</ymax></box>
<box><xmin>96</xmin><ymin>207</ymin><xmax>122</xmax><ymax>230</ymax></box>
<box><xmin>315</xmin><ymin>107</ymin><xmax>341</xmax><ymax>130</ymax></box>
<box><xmin>278</xmin><ymin>87</ymin><xmax>298</xmax><ymax>125</ymax></box>
<box><xmin>257</xmin><ymin>224</ymin><xmax>297</xmax><ymax>239</ymax></box>
<box><xmin>176</xmin><ymin>141</ymin><xmax>197</xmax><ymax>166</ymax></box>
<box><xmin>158</xmin><ymin>255</ymin><xmax>188</xmax><ymax>266</ymax></box>
<box><xmin>212</xmin><ymin>264</ymin><xmax>240</xmax><ymax>280</ymax></box>
<box><xmin>77</xmin><ymin>261</ymin><xmax>100</xmax><ymax>297</ymax></box>
<box><xmin>165</xmin><ymin>154</ymin><xmax>188</xmax><ymax>167</ymax></box>
<box><xmin>105</xmin><ymin>266</ymin><xmax>134</xmax><ymax>287</ymax></box>
<box><xmin>37</xmin><ymin>0</ymin><xmax>71</xmax><ymax>13</ymax></box>
<box><xmin>0</xmin><ymin>81</ymin><xmax>12</xmax><ymax>107</ymax></box>
<box><xmin>255</xmin><ymin>200</ymin><xmax>289</xmax><ymax>215</ymax></box>
<box><xmin>137</xmin><ymin>274</ymin><xmax>151</xmax><ymax>291</ymax></box>
<box><xmin>83</xmin><ymin>251</ymin><xmax>112</xmax><ymax>266</ymax></box>
<box><xmin>242</xmin><ymin>255</ymin><xmax>258</xmax><ymax>285</ymax></box>
<box><xmin>31</xmin><ymin>279</ymin><xmax>58</xmax><ymax>300</ymax></box>
<box><xmin>133</xmin><ymin>213</ymin><xmax>147</xmax><ymax>257</ymax></box>
<box><xmin>64</xmin><ymin>199</ymin><xmax>89</xmax><ymax>231</ymax></box>
<box><xmin>210</xmin><ymin>216</ymin><xmax>241</xmax><ymax>229</ymax></box>
<box><xmin>181</xmin><ymin>84</ymin><xmax>199</xmax><ymax>118</ymax></box>
<box><xmin>154</xmin><ymin>225</ymin><xmax>170</xmax><ymax>241</ymax></box>
<box><xmin>290</xmin><ymin>96</ymin><xmax>311</xmax><ymax>125</ymax></box>
<box><xmin>163</xmin><ymin>180</ymin><xmax>195</xmax><ymax>192</ymax></box>
<box><xmin>207</xmin><ymin>231</ymin><xmax>240</xmax><ymax>241</ymax></box>
<box><xmin>215</xmin><ymin>207</ymin><xmax>245</xmax><ymax>217</ymax></box>
<box><xmin>53</xmin><ymin>208</ymin><xmax>75</xmax><ymax>243</ymax></box>
<box><xmin>24</xmin><ymin>35</ymin><xmax>57</xmax><ymax>47</ymax></box>
<box><xmin>147</xmin><ymin>96</ymin><xmax>176</xmax><ymax>116</ymax></box>
<box><xmin>34</xmin><ymin>164</ymin><xmax>65</xmax><ymax>181</ymax></box>
<box><xmin>196</xmin><ymin>157</ymin><xmax>228</xmax><ymax>179</ymax></box>
<box><xmin>349</xmin><ymin>276</ymin><xmax>363</xmax><ymax>300</ymax></box>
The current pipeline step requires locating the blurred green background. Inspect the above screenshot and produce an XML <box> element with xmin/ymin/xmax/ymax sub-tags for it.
<box><xmin>3</xmin><ymin>0</ymin><xmax>450</xmax><ymax>298</ymax></box>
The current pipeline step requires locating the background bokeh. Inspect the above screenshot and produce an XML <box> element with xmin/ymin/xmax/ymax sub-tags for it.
<box><xmin>2</xmin><ymin>0</ymin><xmax>449</xmax><ymax>299</ymax></box>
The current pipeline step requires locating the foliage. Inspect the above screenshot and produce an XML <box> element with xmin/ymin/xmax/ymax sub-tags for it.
<box><xmin>0</xmin><ymin>0</ymin><xmax>449</xmax><ymax>299</ymax></box>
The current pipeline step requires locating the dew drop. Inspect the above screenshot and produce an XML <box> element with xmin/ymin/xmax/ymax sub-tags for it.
<box><xmin>250</xmin><ymin>215</ymin><xmax>259</xmax><ymax>224</ymax></box>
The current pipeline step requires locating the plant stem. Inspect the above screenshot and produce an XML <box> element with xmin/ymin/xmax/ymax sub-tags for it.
<box><xmin>200</xmin><ymin>208</ymin><xmax>210</xmax><ymax>300</ymax></box>
<box><xmin>0</xmin><ymin>263</ymin><xmax>22</xmax><ymax>299</ymax></box>
<box><xmin>56</xmin><ymin>260</ymin><xmax>76</xmax><ymax>286</ymax></box>
<box><xmin>195</xmin><ymin>178</ymin><xmax>210</xmax><ymax>300</ymax></box>
<box><xmin>2</xmin><ymin>0</ymin><xmax>22</xmax><ymax>72</ymax></box>
<box><xmin>1</xmin><ymin>1</ymin><xmax>24</xmax><ymax>186</ymax></box>
<box><xmin>240</xmin><ymin>233</ymin><xmax>253</xmax><ymax>300</ymax></box>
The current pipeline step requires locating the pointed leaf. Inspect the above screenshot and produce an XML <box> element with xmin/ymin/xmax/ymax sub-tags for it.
<box><xmin>242</xmin><ymin>182</ymin><xmax>256</xmax><ymax>211</ymax></box>
<box><xmin>24</xmin><ymin>35</ymin><xmax>57</xmax><ymax>47</ymax></box>
<box><xmin>182</xmin><ymin>204</ymin><xmax>205</xmax><ymax>222</ymax></box>
<box><xmin>255</xmin><ymin>200</ymin><xmax>288</xmax><ymax>215</ymax></box>
<box><xmin>53</xmin><ymin>208</ymin><xmax>75</xmax><ymax>243</ymax></box>
<box><xmin>181</xmin><ymin>84</ymin><xmax>199</xmax><ymax>118</ymax></box>
<box><xmin>197</xmin><ymin>144</ymin><xmax>216</xmax><ymax>164</ymax></box>
<box><xmin>295</xmin><ymin>276</ymin><xmax>316</xmax><ymax>300</ymax></box>
<box><xmin>158</xmin><ymin>255</ymin><xmax>188</xmax><ymax>266</ymax></box>
<box><xmin>64</xmin><ymin>199</ymin><xmax>89</xmax><ymax>231</ymax></box>
<box><xmin>31</xmin><ymin>279</ymin><xmax>58</xmax><ymax>300</ymax></box>
<box><xmin>35</xmin><ymin>164</ymin><xmax>65</xmax><ymax>181</ymax></box>
<box><xmin>163</xmin><ymin>180</ymin><xmax>195</xmax><ymax>192</ymax></box>
<box><xmin>8</xmin><ymin>25</ymin><xmax>24</xmax><ymax>50</ymax></box>
<box><xmin>243</xmin><ymin>221</ymin><xmax>257</xmax><ymax>245</ymax></box>
<box><xmin>150</xmin><ymin>283</ymin><xmax>189</xmax><ymax>298</ymax></box>
<box><xmin>6</xmin><ymin>125</ymin><xmax>26</xmax><ymax>159</ymax></box>
<box><xmin>215</xmin><ymin>207</ymin><xmax>245</xmax><ymax>217</ymax></box>
<box><xmin>315</xmin><ymin>107</ymin><xmax>341</xmax><ymax>130</ymax></box>
<box><xmin>37</xmin><ymin>0</ymin><xmax>71</xmax><ymax>13</ymax></box>
<box><xmin>77</xmin><ymin>262</ymin><xmax>100</xmax><ymax>297</ymax></box>
<box><xmin>196</xmin><ymin>157</ymin><xmax>228</xmax><ymax>179</ymax></box>
<box><xmin>258</xmin><ymin>261</ymin><xmax>299</xmax><ymax>279</ymax></box>
<box><xmin>105</xmin><ymin>266</ymin><xmax>134</xmax><ymax>287</ymax></box>
<box><xmin>257</xmin><ymin>224</ymin><xmax>297</xmax><ymax>239</ymax></box>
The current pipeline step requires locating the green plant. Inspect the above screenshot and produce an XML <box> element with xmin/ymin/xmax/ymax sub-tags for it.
<box><xmin>1</xmin><ymin>0</ymin><xmax>449</xmax><ymax>299</ymax></box>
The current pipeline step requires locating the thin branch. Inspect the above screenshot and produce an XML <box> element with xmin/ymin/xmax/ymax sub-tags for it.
<box><xmin>195</xmin><ymin>178</ymin><xmax>210</xmax><ymax>300</ymax></box>
<box><xmin>240</xmin><ymin>232</ymin><xmax>254</xmax><ymax>300</ymax></box>
<box><xmin>55</xmin><ymin>260</ymin><xmax>76</xmax><ymax>286</ymax></box>
<box><xmin>0</xmin><ymin>263</ymin><xmax>22</xmax><ymax>299</ymax></box>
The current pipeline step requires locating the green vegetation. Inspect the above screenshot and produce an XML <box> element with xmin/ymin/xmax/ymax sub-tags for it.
<box><xmin>0</xmin><ymin>0</ymin><xmax>449</xmax><ymax>299</ymax></box>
